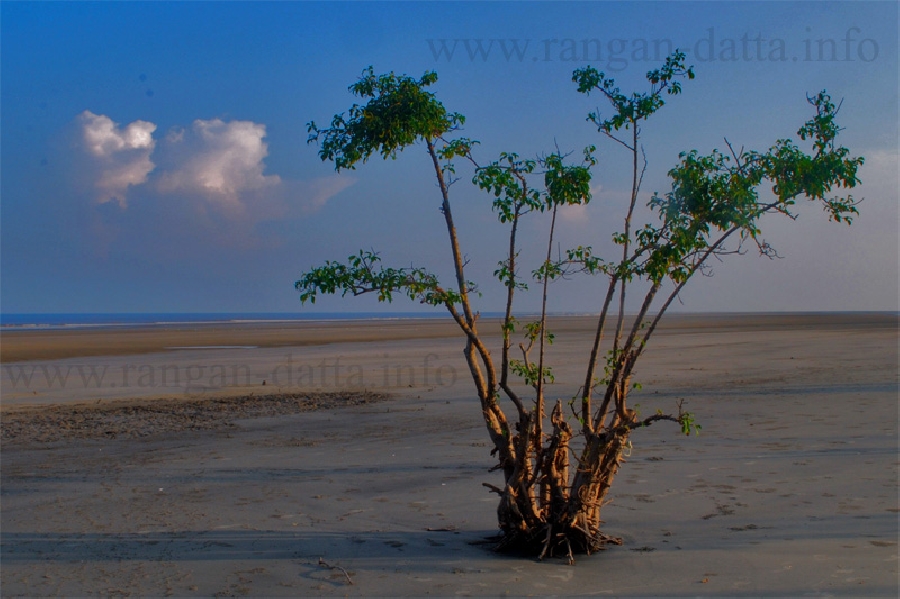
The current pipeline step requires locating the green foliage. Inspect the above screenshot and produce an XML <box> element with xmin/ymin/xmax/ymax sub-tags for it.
<box><xmin>494</xmin><ymin>257</ymin><xmax>528</xmax><ymax>291</ymax></box>
<box><xmin>594</xmin><ymin>348</ymin><xmax>622</xmax><ymax>388</ymax></box>
<box><xmin>573</xmin><ymin>50</ymin><xmax>694</xmax><ymax>134</ymax></box>
<box><xmin>619</xmin><ymin>91</ymin><xmax>865</xmax><ymax>285</ymax></box>
<box><xmin>678</xmin><ymin>411</ymin><xmax>702</xmax><ymax>436</ymax></box>
<box><xmin>474</xmin><ymin>152</ymin><xmax>543</xmax><ymax>223</ymax></box>
<box><xmin>542</xmin><ymin>149</ymin><xmax>595</xmax><ymax>208</ymax></box>
<box><xmin>439</xmin><ymin>138</ymin><xmax>479</xmax><ymax>161</ymax></box>
<box><xmin>510</xmin><ymin>359</ymin><xmax>555</xmax><ymax>387</ymax></box>
<box><xmin>501</xmin><ymin>315</ymin><xmax>519</xmax><ymax>334</ymax></box>
<box><xmin>295</xmin><ymin>250</ymin><xmax>467</xmax><ymax>307</ymax></box>
<box><xmin>523</xmin><ymin>321</ymin><xmax>554</xmax><ymax>345</ymax></box>
<box><xmin>563</xmin><ymin>245</ymin><xmax>607</xmax><ymax>275</ymax></box>
<box><xmin>474</xmin><ymin>147</ymin><xmax>595</xmax><ymax>225</ymax></box>
<box><xmin>307</xmin><ymin>67</ymin><xmax>464</xmax><ymax>171</ymax></box>
<box><xmin>533</xmin><ymin>260</ymin><xmax>564</xmax><ymax>282</ymax></box>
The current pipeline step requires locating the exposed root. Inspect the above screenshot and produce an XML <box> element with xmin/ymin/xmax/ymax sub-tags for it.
<box><xmin>564</xmin><ymin>536</ymin><xmax>575</xmax><ymax>565</ymax></box>
<box><xmin>318</xmin><ymin>557</ymin><xmax>353</xmax><ymax>585</ymax></box>
<box><xmin>537</xmin><ymin>525</ymin><xmax>553</xmax><ymax>561</ymax></box>
<box><xmin>487</xmin><ymin>522</ymin><xmax>623</xmax><ymax>560</ymax></box>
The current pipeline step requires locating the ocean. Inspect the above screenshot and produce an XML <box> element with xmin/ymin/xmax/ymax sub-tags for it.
<box><xmin>0</xmin><ymin>312</ymin><xmax>459</xmax><ymax>330</ymax></box>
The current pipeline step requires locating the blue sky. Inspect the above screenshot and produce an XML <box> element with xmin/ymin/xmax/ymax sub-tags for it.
<box><xmin>2</xmin><ymin>1</ymin><xmax>897</xmax><ymax>314</ymax></box>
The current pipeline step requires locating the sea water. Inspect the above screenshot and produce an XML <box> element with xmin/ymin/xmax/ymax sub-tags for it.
<box><xmin>0</xmin><ymin>312</ymin><xmax>459</xmax><ymax>330</ymax></box>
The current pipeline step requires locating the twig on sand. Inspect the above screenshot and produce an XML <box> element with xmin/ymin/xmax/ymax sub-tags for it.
<box><xmin>318</xmin><ymin>557</ymin><xmax>353</xmax><ymax>585</ymax></box>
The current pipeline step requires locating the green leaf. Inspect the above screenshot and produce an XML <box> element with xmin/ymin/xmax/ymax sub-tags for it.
<box><xmin>308</xmin><ymin>67</ymin><xmax>464</xmax><ymax>171</ymax></box>
<box><xmin>295</xmin><ymin>250</ymin><xmax>464</xmax><ymax>308</ymax></box>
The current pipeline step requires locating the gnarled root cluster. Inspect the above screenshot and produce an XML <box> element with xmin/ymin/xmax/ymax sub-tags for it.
<box><xmin>483</xmin><ymin>401</ymin><xmax>633</xmax><ymax>561</ymax></box>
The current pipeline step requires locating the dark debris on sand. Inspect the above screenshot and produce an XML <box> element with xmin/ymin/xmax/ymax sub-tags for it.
<box><xmin>1</xmin><ymin>392</ymin><xmax>390</xmax><ymax>445</ymax></box>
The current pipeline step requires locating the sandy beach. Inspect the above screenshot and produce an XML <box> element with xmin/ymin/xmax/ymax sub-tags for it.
<box><xmin>1</xmin><ymin>313</ymin><xmax>897</xmax><ymax>596</ymax></box>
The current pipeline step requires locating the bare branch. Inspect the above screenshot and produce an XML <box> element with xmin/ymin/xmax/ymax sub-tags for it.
<box><xmin>602</xmin><ymin>131</ymin><xmax>634</xmax><ymax>151</ymax></box>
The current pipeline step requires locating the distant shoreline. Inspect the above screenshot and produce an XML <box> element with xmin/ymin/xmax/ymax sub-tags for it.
<box><xmin>0</xmin><ymin>311</ymin><xmax>458</xmax><ymax>331</ymax></box>
<box><xmin>2</xmin><ymin>310</ymin><xmax>895</xmax><ymax>331</ymax></box>
<box><xmin>1</xmin><ymin>312</ymin><xmax>896</xmax><ymax>364</ymax></box>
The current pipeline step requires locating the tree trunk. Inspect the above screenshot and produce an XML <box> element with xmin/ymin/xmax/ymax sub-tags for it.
<box><xmin>489</xmin><ymin>402</ymin><xmax>632</xmax><ymax>558</ymax></box>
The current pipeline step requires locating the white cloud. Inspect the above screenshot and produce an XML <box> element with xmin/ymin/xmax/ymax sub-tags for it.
<box><xmin>74</xmin><ymin>112</ymin><xmax>347</xmax><ymax>231</ymax></box>
<box><xmin>296</xmin><ymin>177</ymin><xmax>355</xmax><ymax>213</ymax></box>
<box><xmin>157</xmin><ymin>119</ymin><xmax>280</xmax><ymax>213</ymax></box>
<box><xmin>558</xmin><ymin>202</ymin><xmax>589</xmax><ymax>224</ymax></box>
<box><xmin>78</xmin><ymin>110</ymin><xmax>156</xmax><ymax>207</ymax></box>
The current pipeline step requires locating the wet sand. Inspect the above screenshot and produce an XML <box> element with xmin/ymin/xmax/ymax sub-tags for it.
<box><xmin>1</xmin><ymin>313</ymin><xmax>897</xmax><ymax>596</ymax></box>
<box><xmin>2</xmin><ymin>312</ymin><xmax>889</xmax><ymax>363</ymax></box>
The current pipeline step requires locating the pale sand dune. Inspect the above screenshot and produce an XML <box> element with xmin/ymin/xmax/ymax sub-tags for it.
<box><xmin>1</xmin><ymin>314</ymin><xmax>897</xmax><ymax>596</ymax></box>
